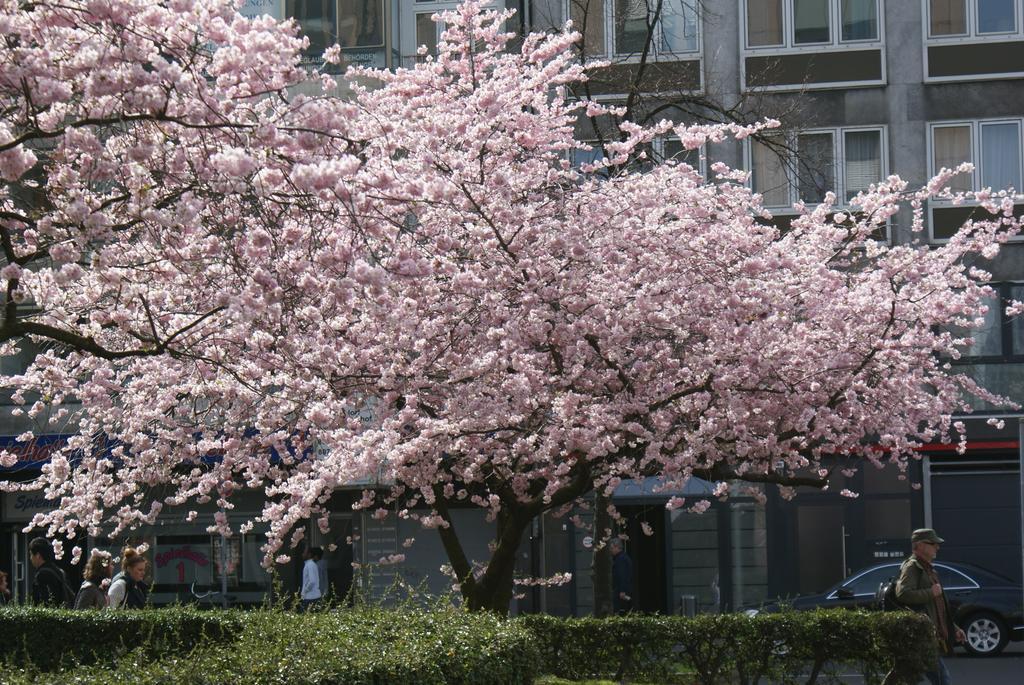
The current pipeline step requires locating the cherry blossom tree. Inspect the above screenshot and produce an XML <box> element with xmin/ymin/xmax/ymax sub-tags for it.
<box><xmin>1</xmin><ymin>1</ymin><xmax>1020</xmax><ymax>613</ymax></box>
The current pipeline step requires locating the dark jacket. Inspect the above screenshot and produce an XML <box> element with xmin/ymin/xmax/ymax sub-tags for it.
<box><xmin>32</xmin><ymin>562</ymin><xmax>68</xmax><ymax>607</ymax></box>
<box><xmin>612</xmin><ymin>550</ymin><xmax>634</xmax><ymax>612</ymax></box>
<box><xmin>894</xmin><ymin>555</ymin><xmax>960</xmax><ymax>652</ymax></box>
<box><xmin>109</xmin><ymin>574</ymin><xmax>148</xmax><ymax>609</ymax></box>
<box><xmin>74</xmin><ymin>581</ymin><xmax>107</xmax><ymax>609</ymax></box>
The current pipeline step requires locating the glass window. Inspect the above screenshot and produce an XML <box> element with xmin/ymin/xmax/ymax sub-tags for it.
<box><xmin>415</xmin><ymin>12</ymin><xmax>440</xmax><ymax>57</ymax></box>
<box><xmin>936</xmin><ymin>565</ymin><xmax>977</xmax><ymax>589</ymax></box>
<box><xmin>661</xmin><ymin>0</ymin><xmax>698</xmax><ymax>52</ymax></box>
<box><xmin>752</xmin><ymin>137</ymin><xmax>790</xmax><ymax>207</ymax></box>
<box><xmin>153</xmin><ymin>535</ymin><xmax>215</xmax><ymax>587</ymax></box>
<box><xmin>747</xmin><ymin>0</ymin><xmax>784</xmax><ymax>46</ymax></box>
<box><xmin>980</xmin><ymin>122</ymin><xmax>1022</xmax><ymax>191</ymax></box>
<box><xmin>670</xmin><ymin>508</ymin><xmax>721</xmax><ymax>613</ymax></box>
<box><xmin>730</xmin><ymin>502</ymin><xmax>768</xmax><ymax>609</ymax></box>
<box><xmin>793</xmin><ymin>0</ymin><xmax>830</xmax><ymax>43</ymax></box>
<box><xmin>615</xmin><ymin>0</ymin><xmax>650</xmax><ymax>53</ymax></box>
<box><xmin>661</xmin><ymin>138</ymin><xmax>701</xmax><ymax>169</ymax></box>
<box><xmin>949</xmin><ymin>291</ymin><xmax>1003</xmax><ymax>356</ymax></box>
<box><xmin>286</xmin><ymin>0</ymin><xmax>337</xmax><ymax>62</ymax></box>
<box><xmin>337</xmin><ymin>0</ymin><xmax>384</xmax><ymax>48</ymax></box>
<box><xmin>930</xmin><ymin>0</ymin><xmax>967</xmax><ymax>35</ymax></box>
<box><xmin>977</xmin><ymin>0</ymin><xmax>1016</xmax><ymax>33</ymax></box>
<box><xmin>572</xmin><ymin>142</ymin><xmax>607</xmax><ymax>169</ymax></box>
<box><xmin>933</xmin><ymin>125</ymin><xmax>973</xmax><ymax>192</ymax></box>
<box><xmin>842</xmin><ymin>565</ymin><xmax>899</xmax><ymax>596</ymax></box>
<box><xmin>797</xmin><ymin>132</ymin><xmax>835</xmax><ymax>203</ymax></box>
<box><xmin>570</xmin><ymin>0</ymin><xmax>607</xmax><ymax>57</ymax></box>
<box><xmin>841</xmin><ymin>0</ymin><xmax>878</xmax><ymax>40</ymax></box>
<box><xmin>844</xmin><ymin>130</ymin><xmax>881</xmax><ymax>201</ymax></box>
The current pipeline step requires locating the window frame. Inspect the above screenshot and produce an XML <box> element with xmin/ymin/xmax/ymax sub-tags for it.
<box><xmin>742</xmin><ymin>0</ymin><xmax>884</xmax><ymax>52</ymax></box>
<box><xmin>565</xmin><ymin>0</ymin><xmax>703</xmax><ymax>62</ymax></box>
<box><xmin>925</xmin><ymin>0</ymin><xmax>1022</xmax><ymax>41</ymax></box>
<box><xmin>926</xmin><ymin>117</ymin><xmax>1024</xmax><ymax>243</ymax></box>
<box><xmin>743</xmin><ymin>125</ymin><xmax>889</xmax><ymax>214</ymax></box>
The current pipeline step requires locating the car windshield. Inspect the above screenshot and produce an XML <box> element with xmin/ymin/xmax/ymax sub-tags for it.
<box><xmin>840</xmin><ymin>565</ymin><xmax>898</xmax><ymax>596</ymax></box>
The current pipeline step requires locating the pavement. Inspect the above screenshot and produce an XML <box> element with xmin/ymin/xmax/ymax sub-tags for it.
<box><xmin>822</xmin><ymin>642</ymin><xmax>1024</xmax><ymax>684</ymax></box>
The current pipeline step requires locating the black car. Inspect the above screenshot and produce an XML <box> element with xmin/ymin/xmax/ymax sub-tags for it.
<box><xmin>749</xmin><ymin>561</ymin><xmax>1024</xmax><ymax>657</ymax></box>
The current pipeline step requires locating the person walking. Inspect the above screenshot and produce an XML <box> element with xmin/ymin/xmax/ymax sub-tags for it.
<box><xmin>300</xmin><ymin>546</ymin><xmax>322</xmax><ymax>612</ymax></box>
<box><xmin>28</xmin><ymin>537</ymin><xmax>71</xmax><ymax>607</ymax></box>
<box><xmin>74</xmin><ymin>550</ymin><xmax>113</xmax><ymax>609</ymax></box>
<box><xmin>0</xmin><ymin>569</ymin><xmax>11</xmax><ymax>605</ymax></box>
<box><xmin>315</xmin><ymin>547</ymin><xmax>329</xmax><ymax>602</ymax></box>
<box><xmin>610</xmin><ymin>538</ymin><xmax>633</xmax><ymax>615</ymax></box>
<box><xmin>108</xmin><ymin>547</ymin><xmax>149</xmax><ymax>609</ymax></box>
<box><xmin>883</xmin><ymin>528</ymin><xmax>966</xmax><ymax>685</ymax></box>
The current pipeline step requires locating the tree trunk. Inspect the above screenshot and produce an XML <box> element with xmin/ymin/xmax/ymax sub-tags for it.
<box><xmin>592</xmin><ymin>491</ymin><xmax>613</xmax><ymax>617</ymax></box>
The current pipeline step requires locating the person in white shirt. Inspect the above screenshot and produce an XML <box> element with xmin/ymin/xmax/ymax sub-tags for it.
<box><xmin>314</xmin><ymin>548</ymin><xmax>329</xmax><ymax>602</ymax></box>
<box><xmin>300</xmin><ymin>546</ymin><xmax>322</xmax><ymax>612</ymax></box>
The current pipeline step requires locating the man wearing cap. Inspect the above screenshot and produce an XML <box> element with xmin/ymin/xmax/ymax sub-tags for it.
<box><xmin>882</xmin><ymin>528</ymin><xmax>965</xmax><ymax>685</ymax></box>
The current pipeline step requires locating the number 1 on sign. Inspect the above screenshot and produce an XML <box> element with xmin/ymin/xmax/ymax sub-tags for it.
<box><xmin>176</xmin><ymin>561</ymin><xmax>185</xmax><ymax>583</ymax></box>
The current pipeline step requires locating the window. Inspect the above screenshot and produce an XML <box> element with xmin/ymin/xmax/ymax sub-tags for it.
<box><xmin>660</xmin><ymin>137</ymin><xmax>703</xmax><ymax>172</ymax></box>
<box><xmin>929</xmin><ymin>119</ymin><xmax>1024</xmax><ymax>193</ymax></box>
<box><xmin>748</xmin><ymin>127</ymin><xmax>886</xmax><ymax>209</ymax></box>
<box><xmin>568</xmin><ymin>0</ymin><xmax>699</xmax><ymax>58</ymax></box>
<box><xmin>402</xmin><ymin>0</ymin><xmax>500</xmax><ymax>64</ymax></box>
<box><xmin>286</xmin><ymin>0</ymin><xmax>338</xmax><ymax>64</ymax></box>
<box><xmin>744</xmin><ymin>0</ymin><xmax>880</xmax><ymax>49</ymax></box>
<box><xmin>839</xmin><ymin>564</ymin><xmax>897</xmax><ymax>596</ymax></box>
<box><xmin>928</xmin><ymin>0</ymin><xmax>1019</xmax><ymax>38</ymax></box>
<box><xmin>935</xmin><ymin>566</ymin><xmax>978</xmax><ymax>589</ymax></box>
<box><xmin>944</xmin><ymin>283</ymin><xmax>1024</xmax><ymax>359</ymax></box>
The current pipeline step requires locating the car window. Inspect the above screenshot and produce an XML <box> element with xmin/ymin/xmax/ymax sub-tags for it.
<box><xmin>841</xmin><ymin>566</ymin><xmax>899</xmax><ymax>596</ymax></box>
<box><xmin>935</xmin><ymin>565</ymin><xmax>977</xmax><ymax>589</ymax></box>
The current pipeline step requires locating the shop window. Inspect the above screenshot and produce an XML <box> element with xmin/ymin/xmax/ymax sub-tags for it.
<box><xmin>744</xmin><ymin>0</ymin><xmax>880</xmax><ymax>49</ymax></box>
<box><xmin>286</xmin><ymin>0</ymin><xmax>338</xmax><ymax>64</ymax></box>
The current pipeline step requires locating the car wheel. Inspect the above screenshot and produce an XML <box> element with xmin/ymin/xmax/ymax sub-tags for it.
<box><xmin>962</xmin><ymin>611</ymin><xmax>1008</xmax><ymax>657</ymax></box>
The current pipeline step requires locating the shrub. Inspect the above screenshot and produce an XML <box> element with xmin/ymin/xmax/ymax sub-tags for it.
<box><xmin>1</xmin><ymin>606</ymin><xmax>540</xmax><ymax>685</ymax></box>
<box><xmin>0</xmin><ymin>605</ymin><xmax>243</xmax><ymax>672</ymax></box>
<box><xmin>521</xmin><ymin>609</ymin><xmax>937</xmax><ymax>685</ymax></box>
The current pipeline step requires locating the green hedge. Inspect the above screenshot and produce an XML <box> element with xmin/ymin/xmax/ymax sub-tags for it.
<box><xmin>0</xmin><ymin>605</ymin><xmax>243</xmax><ymax>671</ymax></box>
<box><xmin>522</xmin><ymin>609</ymin><xmax>938</xmax><ymax>685</ymax></box>
<box><xmin>1</xmin><ymin>607</ymin><xmax>540</xmax><ymax>685</ymax></box>
<box><xmin>1</xmin><ymin>607</ymin><xmax>933</xmax><ymax>684</ymax></box>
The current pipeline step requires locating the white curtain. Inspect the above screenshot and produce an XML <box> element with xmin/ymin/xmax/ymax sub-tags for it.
<box><xmin>981</xmin><ymin>123</ymin><xmax>1021</xmax><ymax>191</ymax></box>
<box><xmin>844</xmin><ymin>130</ymin><xmax>881</xmax><ymax>201</ymax></box>
<box><xmin>933</xmin><ymin>125</ymin><xmax>973</xmax><ymax>191</ymax></box>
